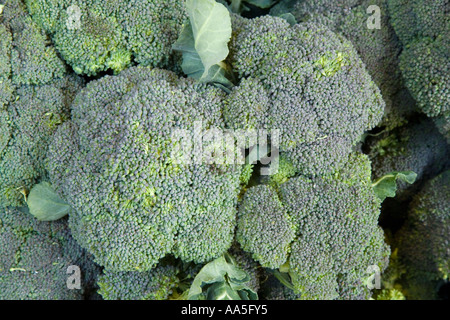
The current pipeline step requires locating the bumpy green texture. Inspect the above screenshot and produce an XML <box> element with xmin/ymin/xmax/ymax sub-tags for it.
<box><xmin>0</xmin><ymin>75</ymin><xmax>83</xmax><ymax>207</ymax></box>
<box><xmin>229</xmin><ymin>245</ymin><xmax>261</xmax><ymax>294</ymax></box>
<box><xmin>1</xmin><ymin>0</ymin><xmax>66</xmax><ymax>85</ymax></box>
<box><xmin>98</xmin><ymin>264</ymin><xmax>180</xmax><ymax>300</ymax></box>
<box><xmin>388</xmin><ymin>0</ymin><xmax>449</xmax><ymax>134</ymax></box>
<box><xmin>367</xmin><ymin>119</ymin><xmax>449</xmax><ymax>200</ymax></box>
<box><xmin>237</xmin><ymin>185</ymin><xmax>296</xmax><ymax>269</ymax></box>
<box><xmin>25</xmin><ymin>0</ymin><xmax>187</xmax><ymax>75</ymax></box>
<box><xmin>272</xmin><ymin>0</ymin><xmax>412</xmax><ymax>129</ymax></box>
<box><xmin>395</xmin><ymin>171</ymin><xmax>450</xmax><ymax>300</ymax></box>
<box><xmin>47</xmin><ymin>66</ymin><xmax>244</xmax><ymax>271</ymax></box>
<box><xmin>226</xmin><ymin>15</ymin><xmax>384</xmax><ymax>176</ymax></box>
<box><xmin>0</xmin><ymin>0</ymin><xmax>83</xmax><ymax>207</ymax></box>
<box><xmin>0</xmin><ymin>207</ymin><xmax>100</xmax><ymax>299</ymax></box>
<box><xmin>237</xmin><ymin>153</ymin><xmax>390</xmax><ymax>300</ymax></box>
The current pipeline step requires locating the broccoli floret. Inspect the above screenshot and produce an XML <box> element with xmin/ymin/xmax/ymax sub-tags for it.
<box><xmin>374</xmin><ymin>288</ymin><xmax>405</xmax><ymax>300</ymax></box>
<box><xmin>226</xmin><ymin>15</ymin><xmax>384</xmax><ymax>176</ymax></box>
<box><xmin>236</xmin><ymin>153</ymin><xmax>390</xmax><ymax>299</ymax></box>
<box><xmin>118</xmin><ymin>0</ymin><xmax>187</xmax><ymax>70</ymax></box>
<box><xmin>236</xmin><ymin>185</ymin><xmax>296</xmax><ymax>269</ymax></box>
<box><xmin>0</xmin><ymin>75</ymin><xmax>83</xmax><ymax>207</ymax></box>
<box><xmin>98</xmin><ymin>264</ymin><xmax>180</xmax><ymax>300</ymax></box>
<box><xmin>367</xmin><ymin>118</ymin><xmax>450</xmax><ymax>200</ymax></box>
<box><xmin>47</xmin><ymin>66</ymin><xmax>244</xmax><ymax>271</ymax></box>
<box><xmin>394</xmin><ymin>171</ymin><xmax>450</xmax><ymax>300</ymax></box>
<box><xmin>1</xmin><ymin>0</ymin><xmax>66</xmax><ymax>85</ymax></box>
<box><xmin>387</xmin><ymin>0</ymin><xmax>449</xmax><ymax>128</ymax></box>
<box><xmin>228</xmin><ymin>244</ymin><xmax>262</xmax><ymax>295</ymax></box>
<box><xmin>0</xmin><ymin>0</ymin><xmax>83</xmax><ymax>207</ymax></box>
<box><xmin>270</xmin><ymin>0</ymin><xmax>412</xmax><ymax>130</ymax></box>
<box><xmin>25</xmin><ymin>0</ymin><xmax>187</xmax><ymax>76</ymax></box>
<box><xmin>0</xmin><ymin>207</ymin><xmax>100</xmax><ymax>299</ymax></box>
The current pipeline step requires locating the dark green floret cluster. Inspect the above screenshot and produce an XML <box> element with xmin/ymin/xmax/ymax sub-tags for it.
<box><xmin>25</xmin><ymin>0</ymin><xmax>187</xmax><ymax>75</ymax></box>
<box><xmin>0</xmin><ymin>0</ymin><xmax>448</xmax><ymax>301</ymax></box>
<box><xmin>0</xmin><ymin>207</ymin><xmax>100</xmax><ymax>299</ymax></box>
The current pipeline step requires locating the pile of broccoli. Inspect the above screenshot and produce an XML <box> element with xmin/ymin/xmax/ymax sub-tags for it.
<box><xmin>0</xmin><ymin>0</ymin><xmax>448</xmax><ymax>301</ymax></box>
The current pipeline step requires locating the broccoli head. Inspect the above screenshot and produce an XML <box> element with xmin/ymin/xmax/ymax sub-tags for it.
<box><xmin>0</xmin><ymin>0</ymin><xmax>84</xmax><ymax>207</ymax></box>
<box><xmin>225</xmin><ymin>15</ymin><xmax>384</xmax><ymax>176</ymax></box>
<box><xmin>25</xmin><ymin>0</ymin><xmax>187</xmax><ymax>75</ymax></box>
<box><xmin>394</xmin><ymin>171</ymin><xmax>450</xmax><ymax>300</ymax></box>
<box><xmin>236</xmin><ymin>153</ymin><xmax>390</xmax><ymax>300</ymax></box>
<box><xmin>388</xmin><ymin>0</ymin><xmax>449</xmax><ymax>133</ymax></box>
<box><xmin>47</xmin><ymin>66</ymin><xmax>244</xmax><ymax>271</ymax></box>
<box><xmin>98</xmin><ymin>263</ymin><xmax>180</xmax><ymax>300</ymax></box>
<box><xmin>270</xmin><ymin>0</ymin><xmax>413</xmax><ymax>130</ymax></box>
<box><xmin>0</xmin><ymin>207</ymin><xmax>100</xmax><ymax>299</ymax></box>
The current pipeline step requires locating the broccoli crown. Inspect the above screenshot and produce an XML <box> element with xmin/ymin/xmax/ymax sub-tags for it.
<box><xmin>98</xmin><ymin>264</ymin><xmax>180</xmax><ymax>300</ymax></box>
<box><xmin>226</xmin><ymin>15</ymin><xmax>384</xmax><ymax>176</ymax></box>
<box><xmin>395</xmin><ymin>171</ymin><xmax>450</xmax><ymax>299</ymax></box>
<box><xmin>0</xmin><ymin>0</ymin><xmax>83</xmax><ymax>207</ymax></box>
<box><xmin>387</xmin><ymin>0</ymin><xmax>448</xmax><ymax>45</ymax></box>
<box><xmin>1</xmin><ymin>0</ymin><xmax>66</xmax><ymax>85</ymax></box>
<box><xmin>236</xmin><ymin>153</ymin><xmax>390</xmax><ymax>300</ymax></box>
<box><xmin>367</xmin><ymin>118</ymin><xmax>450</xmax><ymax>200</ymax></box>
<box><xmin>25</xmin><ymin>0</ymin><xmax>186</xmax><ymax>75</ymax></box>
<box><xmin>274</xmin><ymin>0</ymin><xmax>406</xmax><ymax>128</ymax></box>
<box><xmin>0</xmin><ymin>75</ymin><xmax>83</xmax><ymax>207</ymax></box>
<box><xmin>47</xmin><ymin>66</ymin><xmax>244</xmax><ymax>271</ymax></box>
<box><xmin>398</xmin><ymin>36</ymin><xmax>449</xmax><ymax>118</ymax></box>
<box><xmin>0</xmin><ymin>207</ymin><xmax>100</xmax><ymax>299</ymax></box>
<box><xmin>387</xmin><ymin>0</ymin><xmax>449</xmax><ymax>121</ymax></box>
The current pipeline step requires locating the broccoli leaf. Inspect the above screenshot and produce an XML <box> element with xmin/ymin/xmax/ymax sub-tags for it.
<box><xmin>26</xmin><ymin>181</ymin><xmax>71</xmax><ymax>221</ymax></box>
<box><xmin>174</xmin><ymin>0</ymin><xmax>232</xmax><ymax>84</ymax></box>
<box><xmin>188</xmin><ymin>254</ymin><xmax>258</xmax><ymax>300</ymax></box>
<box><xmin>372</xmin><ymin>171</ymin><xmax>417</xmax><ymax>202</ymax></box>
<box><xmin>243</xmin><ymin>0</ymin><xmax>277</xmax><ymax>9</ymax></box>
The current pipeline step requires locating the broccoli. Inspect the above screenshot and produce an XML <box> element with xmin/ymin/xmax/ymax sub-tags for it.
<box><xmin>98</xmin><ymin>263</ymin><xmax>181</xmax><ymax>300</ymax></box>
<box><xmin>387</xmin><ymin>0</ymin><xmax>449</xmax><ymax>136</ymax></box>
<box><xmin>225</xmin><ymin>15</ymin><xmax>384</xmax><ymax>176</ymax></box>
<box><xmin>97</xmin><ymin>246</ymin><xmax>260</xmax><ymax>300</ymax></box>
<box><xmin>0</xmin><ymin>0</ymin><xmax>84</xmax><ymax>207</ymax></box>
<box><xmin>25</xmin><ymin>0</ymin><xmax>187</xmax><ymax>75</ymax></box>
<box><xmin>270</xmin><ymin>0</ymin><xmax>415</xmax><ymax>130</ymax></box>
<box><xmin>367</xmin><ymin>118</ymin><xmax>450</xmax><ymax>200</ymax></box>
<box><xmin>236</xmin><ymin>153</ymin><xmax>390</xmax><ymax>300</ymax></box>
<box><xmin>0</xmin><ymin>207</ymin><xmax>100</xmax><ymax>300</ymax></box>
<box><xmin>1</xmin><ymin>0</ymin><xmax>66</xmax><ymax>85</ymax></box>
<box><xmin>47</xmin><ymin>66</ymin><xmax>244</xmax><ymax>271</ymax></box>
<box><xmin>394</xmin><ymin>171</ymin><xmax>450</xmax><ymax>300</ymax></box>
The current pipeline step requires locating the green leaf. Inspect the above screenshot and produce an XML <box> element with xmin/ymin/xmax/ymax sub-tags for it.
<box><xmin>372</xmin><ymin>171</ymin><xmax>417</xmax><ymax>202</ymax></box>
<box><xmin>188</xmin><ymin>254</ymin><xmax>258</xmax><ymax>300</ymax></box>
<box><xmin>26</xmin><ymin>182</ymin><xmax>71</xmax><ymax>221</ymax></box>
<box><xmin>174</xmin><ymin>0</ymin><xmax>232</xmax><ymax>83</ymax></box>
<box><xmin>243</xmin><ymin>0</ymin><xmax>277</xmax><ymax>9</ymax></box>
<box><xmin>205</xmin><ymin>282</ymin><xmax>242</xmax><ymax>300</ymax></box>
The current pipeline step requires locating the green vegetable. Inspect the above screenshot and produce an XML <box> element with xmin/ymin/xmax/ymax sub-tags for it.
<box><xmin>188</xmin><ymin>254</ymin><xmax>258</xmax><ymax>300</ymax></box>
<box><xmin>26</xmin><ymin>181</ymin><xmax>71</xmax><ymax>221</ymax></box>
<box><xmin>372</xmin><ymin>171</ymin><xmax>417</xmax><ymax>201</ymax></box>
<box><xmin>173</xmin><ymin>0</ymin><xmax>233</xmax><ymax>86</ymax></box>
